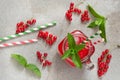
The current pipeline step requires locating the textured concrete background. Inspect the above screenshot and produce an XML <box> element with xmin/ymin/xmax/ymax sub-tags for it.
<box><xmin>0</xmin><ymin>0</ymin><xmax>120</xmax><ymax>80</ymax></box>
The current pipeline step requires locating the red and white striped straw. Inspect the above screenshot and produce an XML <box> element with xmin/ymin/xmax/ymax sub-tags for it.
<box><xmin>0</xmin><ymin>39</ymin><xmax>38</xmax><ymax>48</ymax></box>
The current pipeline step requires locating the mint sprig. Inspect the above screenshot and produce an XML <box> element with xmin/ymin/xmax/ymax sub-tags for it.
<box><xmin>62</xmin><ymin>33</ymin><xmax>85</xmax><ymax>68</ymax></box>
<box><xmin>87</xmin><ymin>5</ymin><xmax>107</xmax><ymax>42</ymax></box>
<box><xmin>11</xmin><ymin>54</ymin><xmax>41</xmax><ymax>77</ymax></box>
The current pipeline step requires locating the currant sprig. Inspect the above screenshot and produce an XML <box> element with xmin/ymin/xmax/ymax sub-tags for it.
<box><xmin>62</xmin><ymin>33</ymin><xmax>85</xmax><ymax>68</ymax></box>
<box><xmin>97</xmin><ymin>49</ymin><xmax>112</xmax><ymax>77</ymax></box>
<box><xmin>36</xmin><ymin>51</ymin><xmax>52</xmax><ymax>67</ymax></box>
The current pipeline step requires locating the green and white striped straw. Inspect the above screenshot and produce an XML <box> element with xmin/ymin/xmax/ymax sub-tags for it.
<box><xmin>88</xmin><ymin>30</ymin><xmax>102</xmax><ymax>40</ymax></box>
<box><xmin>83</xmin><ymin>30</ymin><xmax>102</xmax><ymax>43</ymax></box>
<box><xmin>0</xmin><ymin>21</ymin><xmax>56</xmax><ymax>42</ymax></box>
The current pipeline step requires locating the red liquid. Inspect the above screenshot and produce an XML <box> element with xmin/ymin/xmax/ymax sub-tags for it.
<box><xmin>58</xmin><ymin>30</ymin><xmax>95</xmax><ymax>67</ymax></box>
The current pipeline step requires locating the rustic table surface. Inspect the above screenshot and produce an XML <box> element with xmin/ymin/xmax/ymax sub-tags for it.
<box><xmin>0</xmin><ymin>0</ymin><xmax>120</xmax><ymax>80</ymax></box>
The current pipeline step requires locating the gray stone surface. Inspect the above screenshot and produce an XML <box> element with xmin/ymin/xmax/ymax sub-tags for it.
<box><xmin>0</xmin><ymin>0</ymin><xmax>120</xmax><ymax>80</ymax></box>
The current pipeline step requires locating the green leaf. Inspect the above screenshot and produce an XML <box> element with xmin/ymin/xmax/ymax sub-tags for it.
<box><xmin>72</xmin><ymin>54</ymin><xmax>82</xmax><ymax>68</ymax></box>
<box><xmin>88</xmin><ymin>5</ymin><xmax>105</xmax><ymax>19</ymax></box>
<box><xmin>11</xmin><ymin>54</ymin><xmax>27</xmax><ymax>67</ymax></box>
<box><xmin>26</xmin><ymin>64</ymin><xmax>41</xmax><ymax>77</ymax></box>
<box><xmin>67</xmin><ymin>33</ymin><xmax>76</xmax><ymax>49</ymax></box>
<box><xmin>99</xmin><ymin>20</ymin><xmax>107</xmax><ymax>42</ymax></box>
<box><xmin>88</xmin><ymin>18</ymin><xmax>103</xmax><ymax>28</ymax></box>
<box><xmin>62</xmin><ymin>49</ymin><xmax>72</xmax><ymax>59</ymax></box>
<box><xmin>75</xmin><ymin>43</ymin><xmax>85</xmax><ymax>52</ymax></box>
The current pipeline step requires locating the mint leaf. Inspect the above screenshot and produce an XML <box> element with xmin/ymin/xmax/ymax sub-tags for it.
<box><xmin>88</xmin><ymin>18</ymin><xmax>103</xmax><ymax>28</ymax></box>
<box><xmin>26</xmin><ymin>64</ymin><xmax>41</xmax><ymax>77</ymax></box>
<box><xmin>99</xmin><ymin>20</ymin><xmax>107</xmax><ymax>42</ymax></box>
<box><xmin>75</xmin><ymin>43</ymin><xmax>85</xmax><ymax>52</ymax></box>
<box><xmin>88</xmin><ymin>5</ymin><xmax>107</xmax><ymax>42</ymax></box>
<box><xmin>88</xmin><ymin>5</ymin><xmax>105</xmax><ymax>19</ymax></box>
<box><xmin>67</xmin><ymin>33</ymin><xmax>76</xmax><ymax>49</ymax></box>
<box><xmin>62</xmin><ymin>33</ymin><xmax>83</xmax><ymax>69</ymax></box>
<box><xmin>72</xmin><ymin>54</ymin><xmax>82</xmax><ymax>68</ymax></box>
<box><xmin>11</xmin><ymin>54</ymin><xmax>27</xmax><ymax>67</ymax></box>
<box><xmin>62</xmin><ymin>49</ymin><xmax>71</xmax><ymax>59</ymax></box>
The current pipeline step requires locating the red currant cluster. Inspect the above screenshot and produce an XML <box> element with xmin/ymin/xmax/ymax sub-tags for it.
<box><xmin>16</xmin><ymin>19</ymin><xmax>36</xmax><ymax>34</ymax></box>
<box><xmin>81</xmin><ymin>10</ymin><xmax>90</xmax><ymax>22</ymax></box>
<box><xmin>37</xmin><ymin>31</ymin><xmax>57</xmax><ymax>46</ymax></box>
<box><xmin>97</xmin><ymin>49</ymin><xmax>112</xmax><ymax>77</ymax></box>
<box><xmin>65</xmin><ymin>2</ymin><xmax>90</xmax><ymax>23</ymax></box>
<box><xmin>65</xmin><ymin>2</ymin><xmax>81</xmax><ymax>21</ymax></box>
<box><xmin>36</xmin><ymin>51</ymin><xmax>52</xmax><ymax>67</ymax></box>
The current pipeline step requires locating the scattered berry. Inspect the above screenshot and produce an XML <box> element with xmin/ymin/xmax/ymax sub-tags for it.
<box><xmin>36</xmin><ymin>51</ymin><xmax>52</xmax><ymax>67</ymax></box>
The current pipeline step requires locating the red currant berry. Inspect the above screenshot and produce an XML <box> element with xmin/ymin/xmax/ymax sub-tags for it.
<box><xmin>44</xmin><ymin>31</ymin><xmax>48</xmax><ymax>39</ymax></box>
<box><xmin>19</xmin><ymin>21</ymin><xmax>24</xmax><ymax>26</ymax></box>
<box><xmin>99</xmin><ymin>62</ymin><xmax>105</xmax><ymax>69</ymax></box>
<box><xmin>98</xmin><ymin>70</ymin><xmax>102</xmax><ymax>77</ymax></box>
<box><xmin>49</xmin><ymin>40</ymin><xmax>53</xmax><ymax>45</ymax></box>
<box><xmin>77</xmin><ymin>9</ymin><xmax>81</xmax><ymax>14</ymax></box>
<box><xmin>16</xmin><ymin>23</ymin><xmax>20</xmax><ymax>27</ymax></box>
<box><xmin>81</xmin><ymin>14</ymin><xmax>84</xmax><ymax>17</ymax></box>
<box><xmin>23</xmin><ymin>24</ymin><xmax>29</xmax><ymax>29</ymax></box>
<box><xmin>86</xmin><ymin>17</ymin><xmax>90</xmax><ymax>21</ymax></box>
<box><xmin>47</xmin><ymin>61</ymin><xmax>52</xmax><ymax>66</ymax></box>
<box><xmin>84</xmin><ymin>10</ymin><xmax>88</xmax><ymax>15</ymax></box>
<box><xmin>73</xmin><ymin>8</ymin><xmax>78</xmax><ymax>13</ymax></box>
<box><xmin>67</xmin><ymin>10</ymin><xmax>72</xmax><ymax>13</ymax></box>
<box><xmin>106</xmin><ymin>59</ymin><xmax>110</xmax><ymax>64</ymax></box>
<box><xmin>53</xmin><ymin>36</ymin><xmax>57</xmax><ymax>41</ymax></box>
<box><xmin>81</xmin><ymin>17</ymin><xmax>85</xmax><ymax>22</ymax></box>
<box><xmin>93</xmin><ymin>42</ymin><xmax>97</xmax><ymax>44</ymax></box>
<box><xmin>16</xmin><ymin>29</ymin><xmax>20</xmax><ymax>34</ymax></box>
<box><xmin>105</xmin><ymin>49</ymin><xmax>109</xmax><ymax>53</ymax></box>
<box><xmin>102</xmin><ymin>51</ymin><xmax>106</xmax><ymax>56</ymax></box>
<box><xmin>100</xmin><ymin>55</ymin><xmax>104</xmax><ymax>60</ymax></box>
<box><xmin>31</xmin><ymin>19</ymin><xmax>36</xmax><ymax>24</ymax></box>
<box><xmin>70</xmin><ymin>2</ymin><xmax>74</xmax><ymax>7</ymax></box>
<box><xmin>98</xmin><ymin>58</ymin><xmax>102</xmax><ymax>63</ymax></box>
<box><xmin>19</xmin><ymin>27</ymin><xmax>24</xmax><ymax>32</ymax></box>
<box><xmin>27</xmin><ymin>20</ymin><xmax>32</xmax><ymax>25</ymax></box>
<box><xmin>38</xmin><ymin>30</ymin><xmax>43</xmax><ymax>38</ymax></box>
<box><xmin>49</xmin><ymin>34</ymin><xmax>53</xmax><ymax>38</ymax></box>
<box><xmin>107</xmin><ymin>54</ymin><xmax>112</xmax><ymax>59</ymax></box>
<box><xmin>36</xmin><ymin>51</ymin><xmax>42</xmax><ymax>59</ymax></box>
<box><xmin>43</xmin><ymin>53</ymin><xmax>48</xmax><ymax>58</ymax></box>
<box><xmin>69</xmin><ymin>17</ymin><xmax>72</xmax><ymax>21</ymax></box>
<box><xmin>68</xmin><ymin>13</ymin><xmax>72</xmax><ymax>18</ymax></box>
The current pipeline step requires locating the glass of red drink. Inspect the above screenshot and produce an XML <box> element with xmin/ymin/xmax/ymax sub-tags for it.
<box><xmin>58</xmin><ymin>30</ymin><xmax>95</xmax><ymax>70</ymax></box>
